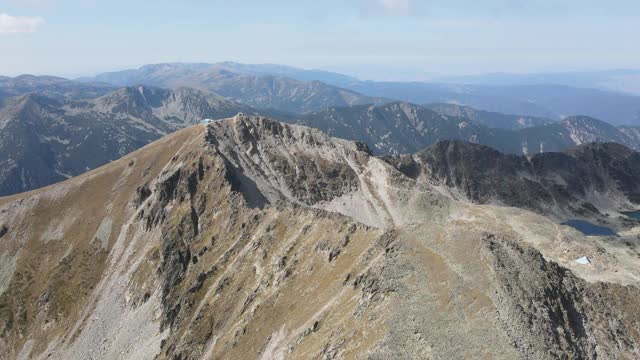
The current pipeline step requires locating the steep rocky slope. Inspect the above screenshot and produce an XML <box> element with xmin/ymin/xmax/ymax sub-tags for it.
<box><xmin>296</xmin><ymin>102</ymin><xmax>508</xmax><ymax>155</ymax></box>
<box><xmin>620</xmin><ymin>125</ymin><xmax>640</xmax><ymax>144</ymax></box>
<box><xmin>294</xmin><ymin>103</ymin><xmax>640</xmax><ymax>156</ymax></box>
<box><xmin>1</xmin><ymin>115</ymin><xmax>640</xmax><ymax>359</ymax></box>
<box><xmin>0</xmin><ymin>86</ymin><xmax>253</xmax><ymax>196</ymax></box>
<box><xmin>384</xmin><ymin>140</ymin><xmax>640</xmax><ymax>222</ymax></box>
<box><xmin>517</xmin><ymin>116</ymin><xmax>640</xmax><ymax>154</ymax></box>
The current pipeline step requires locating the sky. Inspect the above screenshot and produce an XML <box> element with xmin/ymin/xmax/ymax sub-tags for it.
<box><xmin>1</xmin><ymin>0</ymin><xmax>639</xmax><ymax>80</ymax></box>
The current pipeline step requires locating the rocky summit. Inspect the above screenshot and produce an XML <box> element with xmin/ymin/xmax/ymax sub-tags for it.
<box><xmin>1</xmin><ymin>115</ymin><xmax>640</xmax><ymax>359</ymax></box>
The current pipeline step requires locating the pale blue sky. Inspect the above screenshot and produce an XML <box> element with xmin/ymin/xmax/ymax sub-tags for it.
<box><xmin>1</xmin><ymin>0</ymin><xmax>639</xmax><ymax>80</ymax></box>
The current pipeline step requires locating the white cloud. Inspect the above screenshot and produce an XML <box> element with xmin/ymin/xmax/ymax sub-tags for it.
<box><xmin>0</xmin><ymin>13</ymin><xmax>45</xmax><ymax>34</ymax></box>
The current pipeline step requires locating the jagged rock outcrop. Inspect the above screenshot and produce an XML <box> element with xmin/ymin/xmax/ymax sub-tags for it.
<box><xmin>1</xmin><ymin>116</ymin><xmax>640</xmax><ymax>359</ymax></box>
<box><xmin>384</xmin><ymin>140</ymin><xmax>640</xmax><ymax>221</ymax></box>
<box><xmin>483</xmin><ymin>234</ymin><xmax>640</xmax><ymax>359</ymax></box>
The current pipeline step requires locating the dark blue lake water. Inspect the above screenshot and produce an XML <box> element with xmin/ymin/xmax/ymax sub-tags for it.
<box><xmin>562</xmin><ymin>220</ymin><xmax>617</xmax><ymax>236</ymax></box>
<box><xmin>623</xmin><ymin>210</ymin><xmax>640</xmax><ymax>220</ymax></box>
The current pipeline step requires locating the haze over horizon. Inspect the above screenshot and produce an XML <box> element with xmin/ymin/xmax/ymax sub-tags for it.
<box><xmin>2</xmin><ymin>0</ymin><xmax>639</xmax><ymax>80</ymax></box>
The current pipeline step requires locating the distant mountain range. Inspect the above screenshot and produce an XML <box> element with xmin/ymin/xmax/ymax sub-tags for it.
<box><xmin>424</xmin><ymin>103</ymin><xmax>555</xmax><ymax>130</ymax></box>
<box><xmin>0</xmin><ymin>74</ymin><xmax>113</xmax><ymax>102</ymax></box>
<box><xmin>342</xmin><ymin>82</ymin><xmax>640</xmax><ymax>126</ymax></box>
<box><xmin>198</xmin><ymin>61</ymin><xmax>359</xmax><ymax>86</ymax></box>
<box><xmin>435</xmin><ymin>69</ymin><xmax>640</xmax><ymax>96</ymax></box>
<box><xmin>296</xmin><ymin>102</ymin><xmax>504</xmax><ymax>155</ymax></box>
<box><xmin>83</xmin><ymin>63</ymin><xmax>640</xmax><ymax>126</ymax></box>
<box><xmin>2</xmin><ymin>71</ymin><xmax>640</xmax><ymax>196</ymax></box>
<box><xmin>86</xmin><ymin>61</ymin><xmax>359</xmax><ymax>87</ymax></box>
<box><xmin>293</xmin><ymin>102</ymin><xmax>640</xmax><ymax>155</ymax></box>
<box><xmin>87</xmin><ymin>63</ymin><xmax>385</xmax><ymax>113</ymax></box>
<box><xmin>0</xmin><ymin>86</ymin><xmax>252</xmax><ymax>196</ymax></box>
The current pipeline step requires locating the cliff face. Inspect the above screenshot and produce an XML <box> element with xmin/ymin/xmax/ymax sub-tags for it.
<box><xmin>383</xmin><ymin>140</ymin><xmax>640</xmax><ymax>223</ymax></box>
<box><xmin>1</xmin><ymin>116</ymin><xmax>640</xmax><ymax>359</ymax></box>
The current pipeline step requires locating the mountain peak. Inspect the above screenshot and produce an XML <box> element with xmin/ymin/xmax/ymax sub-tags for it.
<box><xmin>2</xmin><ymin>115</ymin><xmax>640</xmax><ymax>359</ymax></box>
<box><xmin>218</xmin><ymin>113</ymin><xmax>371</xmax><ymax>154</ymax></box>
<box><xmin>93</xmin><ymin>86</ymin><xmax>156</xmax><ymax>113</ymax></box>
<box><xmin>0</xmin><ymin>93</ymin><xmax>60</xmax><ymax>115</ymax></box>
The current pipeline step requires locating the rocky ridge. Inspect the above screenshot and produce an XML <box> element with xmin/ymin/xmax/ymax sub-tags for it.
<box><xmin>0</xmin><ymin>115</ymin><xmax>639</xmax><ymax>359</ymax></box>
<box><xmin>384</xmin><ymin>140</ymin><xmax>640</xmax><ymax>224</ymax></box>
